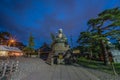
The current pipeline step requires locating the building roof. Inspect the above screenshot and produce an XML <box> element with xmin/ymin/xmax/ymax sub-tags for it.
<box><xmin>0</xmin><ymin>45</ymin><xmax>22</xmax><ymax>52</ymax></box>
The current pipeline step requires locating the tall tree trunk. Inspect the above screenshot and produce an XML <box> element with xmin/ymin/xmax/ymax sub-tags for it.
<box><xmin>98</xmin><ymin>28</ymin><xmax>110</xmax><ymax>65</ymax></box>
<box><xmin>88</xmin><ymin>48</ymin><xmax>93</xmax><ymax>63</ymax></box>
<box><xmin>89</xmin><ymin>47</ymin><xmax>93</xmax><ymax>59</ymax></box>
<box><xmin>101</xmin><ymin>40</ymin><xmax>110</xmax><ymax>65</ymax></box>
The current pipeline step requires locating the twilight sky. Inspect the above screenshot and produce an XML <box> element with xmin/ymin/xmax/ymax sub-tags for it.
<box><xmin>0</xmin><ymin>0</ymin><xmax>120</xmax><ymax>48</ymax></box>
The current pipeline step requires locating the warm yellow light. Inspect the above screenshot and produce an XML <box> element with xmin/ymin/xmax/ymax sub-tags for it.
<box><xmin>8</xmin><ymin>39</ymin><xmax>16</xmax><ymax>46</ymax></box>
<box><xmin>0</xmin><ymin>51</ymin><xmax>8</xmax><ymax>56</ymax></box>
<box><xmin>10</xmin><ymin>39</ymin><xmax>15</xmax><ymax>43</ymax></box>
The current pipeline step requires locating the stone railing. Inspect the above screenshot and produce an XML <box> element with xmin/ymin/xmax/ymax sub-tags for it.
<box><xmin>0</xmin><ymin>60</ymin><xmax>19</xmax><ymax>80</ymax></box>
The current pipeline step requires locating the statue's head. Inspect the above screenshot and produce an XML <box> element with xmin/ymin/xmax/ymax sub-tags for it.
<box><xmin>58</xmin><ymin>28</ymin><xmax>63</xmax><ymax>33</ymax></box>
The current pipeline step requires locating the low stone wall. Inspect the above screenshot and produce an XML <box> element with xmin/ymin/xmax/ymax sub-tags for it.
<box><xmin>31</xmin><ymin>55</ymin><xmax>38</xmax><ymax>58</ymax></box>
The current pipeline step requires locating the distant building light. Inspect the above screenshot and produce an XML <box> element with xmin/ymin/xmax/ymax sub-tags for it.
<box><xmin>0</xmin><ymin>51</ymin><xmax>8</xmax><ymax>56</ymax></box>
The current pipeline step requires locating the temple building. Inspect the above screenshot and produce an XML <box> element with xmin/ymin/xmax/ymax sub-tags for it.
<box><xmin>0</xmin><ymin>45</ymin><xmax>23</xmax><ymax>57</ymax></box>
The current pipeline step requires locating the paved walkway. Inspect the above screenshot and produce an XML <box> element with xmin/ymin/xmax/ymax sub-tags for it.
<box><xmin>11</xmin><ymin>57</ymin><xmax>100</xmax><ymax>80</ymax></box>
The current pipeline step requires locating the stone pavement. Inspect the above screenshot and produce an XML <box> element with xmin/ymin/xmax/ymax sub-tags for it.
<box><xmin>11</xmin><ymin>57</ymin><xmax>101</xmax><ymax>80</ymax></box>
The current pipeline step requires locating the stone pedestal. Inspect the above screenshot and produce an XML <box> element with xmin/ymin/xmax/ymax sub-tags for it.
<box><xmin>52</xmin><ymin>43</ymin><xmax>69</xmax><ymax>55</ymax></box>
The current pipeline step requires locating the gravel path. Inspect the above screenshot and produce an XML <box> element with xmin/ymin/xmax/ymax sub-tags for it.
<box><xmin>10</xmin><ymin>57</ymin><xmax>120</xmax><ymax>80</ymax></box>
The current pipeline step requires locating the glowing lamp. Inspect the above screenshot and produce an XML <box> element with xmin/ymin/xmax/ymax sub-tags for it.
<box><xmin>10</xmin><ymin>39</ymin><xmax>15</xmax><ymax>43</ymax></box>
